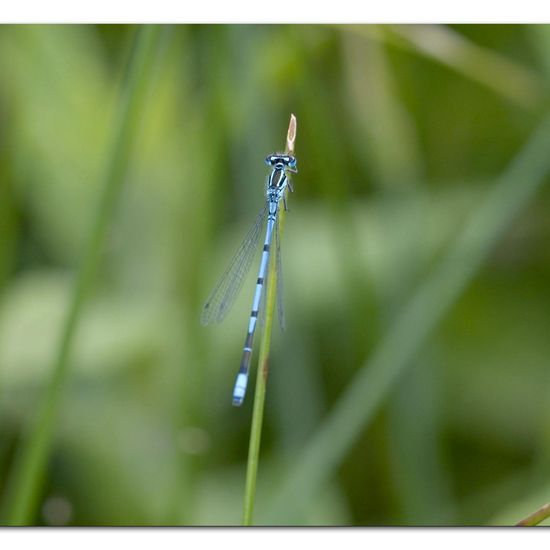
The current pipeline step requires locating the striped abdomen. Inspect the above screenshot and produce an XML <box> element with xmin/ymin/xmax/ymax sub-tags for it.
<box><xmin>232</xmin><ymin>216</ymin><xmax>276</xmax><ymax>406</ymax></box>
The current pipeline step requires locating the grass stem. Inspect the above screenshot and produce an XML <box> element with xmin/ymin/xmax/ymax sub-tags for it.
<box><xmin>242</xmin><ymin>114</ymin><xmax>296</xmax><ymax>526</ymax></box>
<box><xmin>516</xmin><ymin>503</ymin><xmax>550</xmax><ymax>526</ymax></box>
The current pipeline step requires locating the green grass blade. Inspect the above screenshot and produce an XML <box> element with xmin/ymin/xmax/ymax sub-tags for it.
<box><xmin>345</xmin><ymin>25</ymin><xmax>546</xmax><ymax>110</ymax></box>
<box><xmin>266</xmin><ymin>113</ymin><xmax>550</xmax><ymax>523</ymax></box>
<box><xmin>1</xmin><ymin>25</ymin><xmax>162</xmax><ymax>526</ymax></box>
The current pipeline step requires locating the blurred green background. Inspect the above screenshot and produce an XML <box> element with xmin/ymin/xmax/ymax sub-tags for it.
<box><xmin>1</xmin><ymin>23</ymin><xmax>550</xmax><ymax>526</ymax></box>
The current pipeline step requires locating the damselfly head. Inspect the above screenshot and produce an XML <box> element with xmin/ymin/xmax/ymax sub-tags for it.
<box><xmin>265</xmin><ymin>153</ymin><xmax>297</xmax><ymax>169</ymax></box>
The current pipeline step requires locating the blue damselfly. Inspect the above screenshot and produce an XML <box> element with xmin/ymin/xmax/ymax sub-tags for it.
<box><xmin>201</xmin><ymin>153</ymin><xmax>297</xmax><ymax>406</ymax></box>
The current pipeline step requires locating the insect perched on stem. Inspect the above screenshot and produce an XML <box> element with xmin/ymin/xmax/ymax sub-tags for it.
<box><xmin>201</xmin><ymin>152</ymin><xmax>297</xmax><ymax>406</ymax></box>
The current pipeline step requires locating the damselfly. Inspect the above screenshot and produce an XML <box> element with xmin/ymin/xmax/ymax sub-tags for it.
<box><xmin>201</xmin><ymin>152</ymin><xmax>297</xmax><ymax>406</ymax></box>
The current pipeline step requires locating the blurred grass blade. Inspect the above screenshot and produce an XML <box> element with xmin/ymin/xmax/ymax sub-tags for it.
<box><xmin>387</xmin><ymin>358</ymin><xmax>457</xmax><ymax>524</ymax></box>
<box><xmin>1</xmin><ymin>25</ymin><xmax>162</xmax><ymax>525</ymax></box>
<box><xmin>342</xmin><ymin>29</ymin><xmax>455</xmax><ymax>523</ymax></box>
<box><xmin>342</xmin><ymin>31</ymin><xmax>424</xmax><ymax>191</ymax></box>
<box><xmin>528</xmin><ymin>25</ymin><xmax>550</xmax><ymax>79</ymax></box>
<box><xmin>347</xmin><ymin>24</ymin><xmax>546</xmax><ymax>109</ymax></box>
<box><xmin>266</xmin><ymin>113</ymin><xmax>550</xmax><ymax>523</ymax></box>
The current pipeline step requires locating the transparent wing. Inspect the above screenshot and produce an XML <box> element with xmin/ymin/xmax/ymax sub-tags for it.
<box><xmin>275</xmin><ymin>216</ymin><xmax>285</xmax><ymax>331</ymax></box>
<box><xmin>201</xmin><ymin>206</ymin><xmax>267</xmax><ymax>325</ymax></box>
